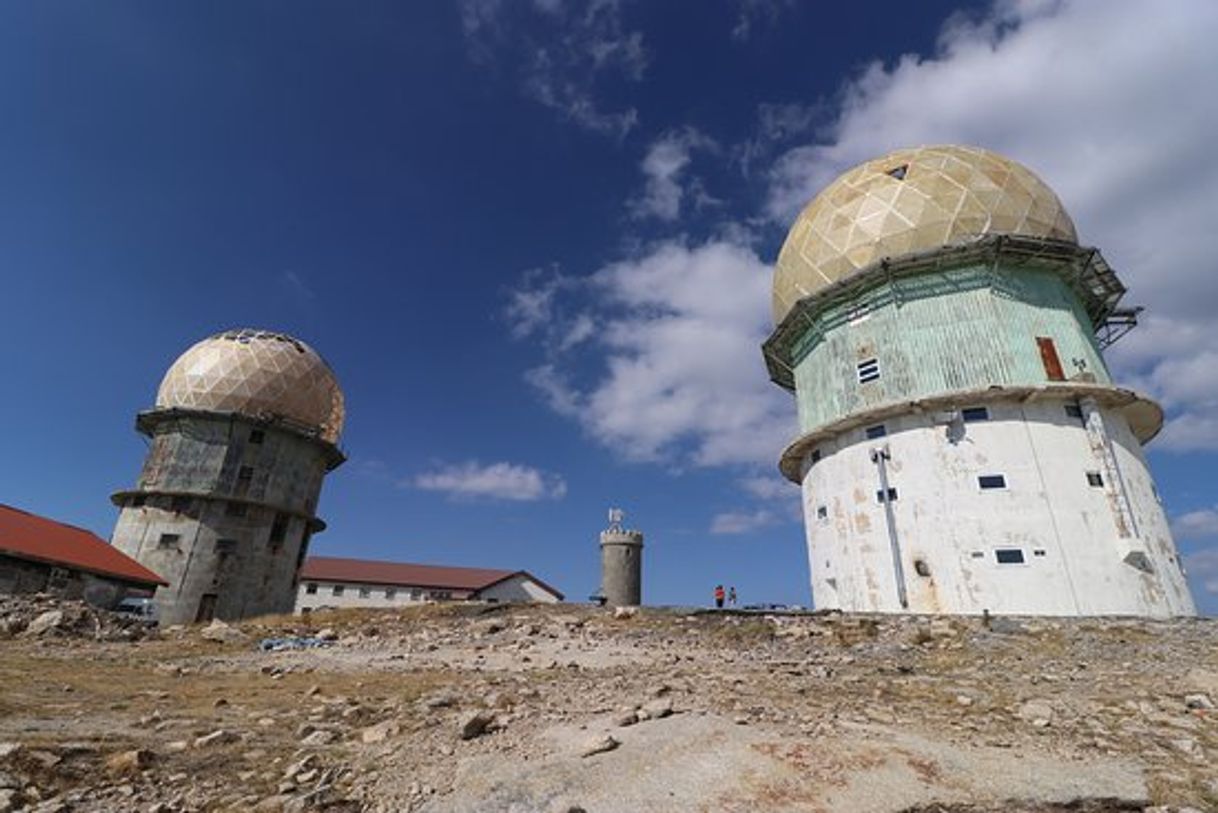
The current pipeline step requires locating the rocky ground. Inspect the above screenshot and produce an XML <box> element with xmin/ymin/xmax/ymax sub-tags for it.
<box><xmin>0</xmin><ymin>595</ymin><xmax>1216</xmax><ymax>812</ymax></box>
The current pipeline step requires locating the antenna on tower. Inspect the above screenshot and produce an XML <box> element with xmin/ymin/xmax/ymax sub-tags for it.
<box><xmin>607</xmin><ymin>507</ymin><xmax>624</xmax><ymax>532</ymax></box>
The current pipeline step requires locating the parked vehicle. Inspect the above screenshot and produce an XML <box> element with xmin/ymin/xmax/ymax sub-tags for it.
<box><xmin>113</xmin><ymin>596</ymin><xmax>159</xmax><ymax>625</ymax></box>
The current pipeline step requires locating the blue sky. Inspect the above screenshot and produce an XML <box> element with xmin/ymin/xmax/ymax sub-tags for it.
<box><xmin>2</xmin><ymin>1</ymin><xmax>1216</xmax><ymax>614</ymax></box>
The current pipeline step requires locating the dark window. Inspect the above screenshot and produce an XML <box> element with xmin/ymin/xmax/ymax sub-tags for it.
<box><xmin>857</xmin><ymin>357</ymin><xmax>880</xmax><ymax>384</ymax></box>
<box><xmin>235</xmin><ymin>465</ymin><xmax>254</xmax><ymax>496</ymax></box>
<box><xmin>961</xmin><ymin>407</ymin><xmax>989</xmax><ymax>422</ymax></box>
<box><xmin>171</xmin><ymin>495</ymin><xmax>191</xmax><ymax>513</ymax></box>
<box><xmin>249</xmin><ymin>429</ymin><xmax>265</xmax><ymax>444</ymax></box>
<box><xmin>970</xmin><ymin>551</ymin><xmax>985</xmax><ymax>559</ymax></box>
<box><xmin>816</xmin><ymin>505</ymin><xmax>828</xmax><ymax>520</ymax></box>
<box><xmin>809</xmin><ymin>448</ymin><xmax>822</xmax><ymax>464</ymax></box>
<box><xmin>359</xmin><ymin>587</ymin><xmax>371</xmax><ymax>598</ymax></box>
<box><xmin>978</xmin><ymin>474</ymin><xmax>1007</xmax><ymax>490</ymax></box>
<box><xmin>1086</xmin><ymin>471</ymin><xmax>1104</xmax><ymax>487</ymax></box>
<box><xmin>876</xmin><ymin>487</ymin><xmax>898</xmax><ymax>504</ymax></box>
<box><xmin>269</xmin><ymin>513</ymin><xmax>289</xmax><ymax>544</ymax></box>
<box><xmin>225</xmin><ymin>502</ymin><xmax>247</xmax><ymax>517</ymax></box>
<box><xmin>995</xmin><ymin>548</ymin><xmax>1026</xmax><ymax>565</ymax></box>
<box><xmin>865</xmin><ymin>424</ymin><xmax>887</xmax><ymax>439</ymax></box>
<box><xmin>1036</xmin><ymin>336</ymin><xmax>1065</xmax><ymax>381</ymax></box>
<box><xmin>1065</xmin><ymin>403</ymin><xmax>1084</xmax><ymax>420</ymax></box>
<box><xmin>305</xmin><ymin>583</ymin><xmax>318</xmax><ymax>595</ymax></box>
<box><xmin>886</xmin><ymin>164</ymin><xmax>908</xmax><ymax>180</ymax></box>
<box><xmin>385</xmin><ymin>588</ymin><xmax>397</xmax><ymax>599</ymax></box>
<box><xmin>157</xmin><ymin>533</ymin><xmax>180</xmax><ymax>549</ymax></box>
<box><xmin>332</xmin><ymin>585</ymin><xmax>345</xmax><ymax>597</ymax></box>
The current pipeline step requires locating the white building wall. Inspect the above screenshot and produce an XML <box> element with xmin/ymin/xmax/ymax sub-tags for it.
<box><xmin>477</xmin><ymin>574</ymin><xmax>561</xmax><ymax>603</ymax></box>
<box><xmin>800</xmin><ymin>398</ymin><xmax>1195</xmax><ymax>617</ymax></box>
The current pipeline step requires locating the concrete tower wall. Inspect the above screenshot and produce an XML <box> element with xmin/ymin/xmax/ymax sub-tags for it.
<box><xmin>600</xmin><ymin>530</ymin><xmax>642</xmax><ymax>607</ymax></box>
<box><xmin>790</xmin><ymin>266</ymin><xmax>1110</xmax><ymax>433</ymax></box>
<box><xmin>111</xmin><ymin>413</ymin><xmax>333</xmax><ymax>624</ymax></box>
<box><xmin>798</xmin><ymin>397</ymin><xmax>1195</xmax><ymax>617</ymax></box>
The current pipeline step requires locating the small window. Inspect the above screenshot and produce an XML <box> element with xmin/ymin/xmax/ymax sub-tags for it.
<box><xmin>1064</xmin><ymin>404</ymin><xmax>1084</xmax><ymax>420</ymax></box>
<box><xmin>359</xmin><ymin>587</ymin><xmax>371</xmax><ymax>598</ymax></box>
<box><xmin>332</xmin><ymin>585</ymin><xmax>345</xmax><ymax>597</ymax></box>
<box><xmin>215</xmin><ymin>538</ymin><xmax>237</xmax><ymax>554</ymax></box>
<box><xmin>886</xmin><ymin>164</ymin><xmax>908</xmax><ymax>180</ymax></box>
<box><xmin>978</xmin><ymin>474</ymin><xmax>1007</xmax><ymax>490</ymax></box>
<box><xmin>385</xmin><ymin>588</ymin><xmax>397</xmax><ymax>599</ymax></box>
<box><xmin>876</xmin><ymin>487</ymin><xmax>898</xmax><ymax>504</ymax></box>
<box><xmin>816</xmin><ymin>505</ymin><xmax>828</xmax><ymax>520</ymax></box>
<box><xmin>171</xmin><ymin>495</ymin><xmax>191</xmax><ymax>513</ymax></box>
<box><xmin>961</xmin><ymin>407</ymin><xmax>989</xmax><ymax>423</ymax></box>
<box><xmin>913</xmin><ymin>559</ymin><xmax>931</xmax><ymax>577</ymax></box>
<box><xmin>995</xmin><ymin>549</ymin><xmax>1025</xmax><ymax>565</ymax></box>
<box><xmin>249</xmin><ymin>429</ymin><xmax>265</xmax><ymax>444</ymax></box>
<box><xmin>1086</xmin><ymin>471</ymin><xmax>1104</xmax><ymax>487</ymax></box>
<box><xmin>809</xmin><ymin>448</ymin><xmax>822</xmax><ymax>464</ymax></box>
<box><xmin>225</xmin><ymin>502</ymin><xmax>247</xmax><ymax>517</ymax></box>
<box><xmin>857</xmin><ymin>357</ymin><xmax>880</xmax><ymax>384</ymax></box>
<box><xmin>970</xmin><ymin>551</ymin><xmax>985</xmax><ymax>559</ymax></box>
<box><xmin>305</xmin><ymin>583</ymin><xmax>318</xmax><ymax>595</ymax></box>
<box><xmin>269</xmin><ymin>513</ymin><xmax>289</xmax><ymax>544</ymax></box>
<box><xmin>157</xmin><ymin>533</ymin><xmax>180</xmax><ymax>549</ymax></box>
<box><xmin>865</xmin><ymin>424</ymin><xmax>887</xmax><ymax>440</ymax></box>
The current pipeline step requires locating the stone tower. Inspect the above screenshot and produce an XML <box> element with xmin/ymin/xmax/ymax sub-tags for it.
<box><xmin>764</xmin><ymin>145</ymin><xmax>1195</xmax><ymax>617</ymax></box>
<box><xmin>110</xmin><ymin>329</ymin><xmax>345</xmax><ymax>625</ymax></box>
<box><xmin>599</xmin><ymin>508</ymin><xmax>642</xmax><ymax>608</ymax></box>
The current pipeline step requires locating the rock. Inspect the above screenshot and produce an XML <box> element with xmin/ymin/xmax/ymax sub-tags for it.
<box><xmin>638</xmin><ymin>697</ymin><xmax>673</xmax><ymax>720</ymax></box>
<box><xmin>1015</xmin><ymin>699</ymin><xmax>1054</xmax><ymax>726</ymax></box>
<box><xmin>105</xmin><ymin>749</ymin><xmax>153</xmax><ymax>775</ymax></box>
<box><xmin>0</xmin><ymin>789</ymin><xmax>16</xmax><ymax>813</ymax></box>
<box><xmin>1184</xmin><ymin>693</ymin><xmax>1213</xmax><ymax>710</ymax></box>
<box><xmin>283</xmin><ymin>755</ymin><xmax>319</xmax><ymax>780</ymax></box>
<box><xmin>0</xmin><ymin>744</ymin><xmax>20</xmax><ymax>761</ymax></box>
<box><xmin>194</xmin><ymin>729</ymin><xmax>238</xmax><ymax>748</ymax></box>
<box><xmin>300</xmin><ymin>730</ymin><xmax>337</xmax><ymax>747</ymax></box>
<box><xmin>424</xmin><ymin>691</ymin><xmax>458</xmax><ymax>710</ymax></box>
<box><xmin>613</xmin><ymin>710</ymin><xmax>638</xmax><ymax>727</ymax></box>
<box><xmin>316</xmin><ymin>628</ymin><xmax>338</xmax><ymax>642</ymax></box>
<box><xmin>580</xmin><ymin>734</ymin><xmax>620</xmax><ymax>758</ymax></box>
<box><xmin>200</xmin><ymin>619</ymin><xmax>246</xmax><ymax>644</ymax></box>
<box><xmin>460</xmin><ymin>711</ymin><xmax>495</xmax><ymax>740</ymax></box>
<box><xmin>955</xmin><ymin>695</ymin><xmax>974</xmax><ymax>707</ymax></box>
<box><xmin>613</xmin><ymin>606</ymin><xmax>638</xmax><ymax>619</ymax></box>
<box><xmin>360</xmin><ymin>720</ymin><xmax>399</xmax><ymax>744</ymax></box>
<box><xmin>25</xmin><ymin>610</ymin><xmax>64</xmax><ymax>636</ymax></box>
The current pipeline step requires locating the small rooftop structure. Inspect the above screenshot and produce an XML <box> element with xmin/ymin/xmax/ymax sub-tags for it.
<box><xmin>0</xmin><ymin>503</ymin><xmax>166</xmax><ymax>608</ymax></box>
<box><xmin>295</xmin><ymin>556</ymin><xmax>563</xmax><ymax>612</ymax></box>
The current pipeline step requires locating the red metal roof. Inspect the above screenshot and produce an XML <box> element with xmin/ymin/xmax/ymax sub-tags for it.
<box><xmin>299</xmin><ymin>556</ymin><xmax>563</xmax><ymax>599</ymax></box>
<box><xmin>0</xmin><ymin>503</ymin><xmax>167</xmax><ymax>587</ymax></box>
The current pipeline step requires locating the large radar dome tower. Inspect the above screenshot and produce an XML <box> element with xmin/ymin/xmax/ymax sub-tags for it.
<box><xmin>764</xmin><ymin>145</ymin><xmax>1195</xmax><ymax>617</ymax></box>
<box><xmin>110</xmin><ymin>329</ymin><xmax>346</xmax><ymax>624</ymax></box>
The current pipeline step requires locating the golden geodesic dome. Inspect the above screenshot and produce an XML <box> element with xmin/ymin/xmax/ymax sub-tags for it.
<box><xmin>155</xmin><ymin>329</ymin><xmax>345</xmax><ymax>444</ymax></box>
<box><xmin>772</xmin><ymin>145</ymin><xmax>1077</xmax><ymax>323</ymax></box>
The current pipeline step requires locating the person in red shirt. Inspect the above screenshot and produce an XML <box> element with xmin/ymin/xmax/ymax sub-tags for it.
<box><xmin>713</xmin><ymin>584</ymin><xmax>725</xmax><ymax>609</ymax></box>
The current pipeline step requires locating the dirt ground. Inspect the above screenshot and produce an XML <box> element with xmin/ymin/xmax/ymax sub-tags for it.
<box><xmin>0</xmin><ymin>598</ymin><xmax>1215</xmax><ymax>812</ymax></box>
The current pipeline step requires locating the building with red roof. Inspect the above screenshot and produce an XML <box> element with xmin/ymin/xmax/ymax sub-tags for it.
<box><xmin>296</xmin><ymin>555</ymin><xmax>562</xmax><ymax>612</ymax></box>
<box><xmin>0</xmin><ymin>503</ymin><xmax>167</xmax><ymax>609</ymax></box>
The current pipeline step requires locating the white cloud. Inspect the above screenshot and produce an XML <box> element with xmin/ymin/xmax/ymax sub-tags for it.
<box><xmin>629</xmin><ymin>128</ymin><xmax>719</xmax><ymax>221</ymax></box>
<box><xmin>412</xmin><ymin>461</ymin><xmax>567</xmax><ymax>501</ymax></box>
<box><xmin>1173</xmin><ymin>508</ymin><xmax>1218</xmax><ymax>541</ymax></box>
<box><xmin>738</xmin><ymin>474</ymin><xmax>795</xmax><ymax>502</ymax></box>
<box><xmin>460</xmin><ymin>0</ymin><xmax>646</xmax><ymax>138</ymax></box>
<box><xmin>515</xmin><ymin>239</ymin><xmax>794</xmax><ymax>466</ymax></box>
<box><xmin>1184</xmin><ymin>548</ymin><xmax>1218</xmax><ymax>597</ymax></box>
<box><xmin>762</xmin><ymin>0</ymin><xmax>1218</xmax><ymax>451</ymax></box>
<box><xmin>730</xmin><ymin>0</ymin><xmax>794</xmax><ymax>42</ymax></box>
<box><xmin>710</xmin><ymin>508</ymin><xmax>775</xmax><ymax>535</ymax></box>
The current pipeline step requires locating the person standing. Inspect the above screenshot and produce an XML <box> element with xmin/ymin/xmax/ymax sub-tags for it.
<box><xmin>728</xmin><ymin>586</ymin><xmax>737</xmax><ymax>607</ymax></box>
<box><xmin>713</xmin><ymin>584</ymin><xmax>725</xmax><ymax>609</ymax></box>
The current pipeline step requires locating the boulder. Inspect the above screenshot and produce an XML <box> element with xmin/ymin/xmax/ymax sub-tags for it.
<box><xmin>459</xmin><ymin>711</ymin><xmax>495</xmax><ymax>740</ymax></box>
<box><xmin>25</xmin><ymin>610</ymin><xmax>64</xmax><ymax>636</ymax></box>
<box><xmin>579</xmin><ymin>734</ymin><xmax>620</xmax><ymax>758</ymax></box>
<box><xmin>200</xmin><ymin>619</ymin><xmax>246</xmax><ymax>644</ymax></box>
